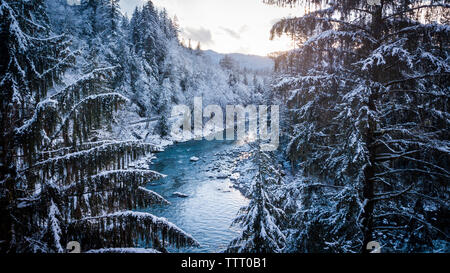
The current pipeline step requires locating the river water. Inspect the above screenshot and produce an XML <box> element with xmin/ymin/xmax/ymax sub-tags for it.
<box><xmin>143</xmin><ymin>140</ymin><xmax>249</xmax><ymax>253</ymax></box>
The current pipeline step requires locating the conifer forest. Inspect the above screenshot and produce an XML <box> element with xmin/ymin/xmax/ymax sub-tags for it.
<box><xmin>0</xmin><ymin>0</ymin><xmax>448</xmax><ymax>254</ymax></box>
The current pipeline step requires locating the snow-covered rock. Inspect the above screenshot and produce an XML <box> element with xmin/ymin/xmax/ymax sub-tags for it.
<box><xmin>230</xmin><ymin>173</ymin><xmax>241</xmax><ymax>181</ymax></box>
<box><xmin>172</xmin><ymin>192</ymin><xmax>189</xmax><ymax>198</ymax></box>
<box><xmin>190</xmin><ymin>156</ymin><xmax>200</xmax><ymax>162</ymax></box>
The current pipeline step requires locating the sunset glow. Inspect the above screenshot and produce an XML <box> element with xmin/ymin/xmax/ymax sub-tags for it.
<box><xmin>120</xmin><ymin>0</ymin><xmax>304</xmax><ymax>56</ymax></box>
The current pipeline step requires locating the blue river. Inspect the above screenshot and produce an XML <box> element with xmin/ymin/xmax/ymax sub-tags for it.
<box><xmin>144</xmin><ymin>140</ymin><xmax>249</xmax><ymax>253</ymax></box>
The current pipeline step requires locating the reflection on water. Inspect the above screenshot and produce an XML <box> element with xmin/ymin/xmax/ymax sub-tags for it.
<box><xmin>143</xmin><ymin>140</ymin><xmax>249</xmax><ymax>253</ymax></box>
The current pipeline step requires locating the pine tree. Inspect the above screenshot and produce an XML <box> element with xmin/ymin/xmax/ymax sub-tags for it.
<box><xmin>129</xmin><ymin>1</ymin><xmax>177</xmax><ymax>117</ymax></box>
<box><xmin>227</xmin><ymin>145</ymin><xmax>285</xmax><ymax>253</ymax></box>
<box><xmin>0</xmin><ymin>0</ymin><xmax>75</xmax><ymax>252</ymax></box>
<box><xmin>195</xmin><ymin>41</ymin><xmax>203</xmax><ymax>56</ymax></box>
<box><xmin>266</xmin><ymin>0</ymin><xmax>449</xmax><ymax>252</ymax></box>
<box><xmin>106</xmin><ymin>0</ymin><xmax>121</xmax><ymax>34</ymax></box>
<box><xmin>219</xmin><ymin>55</ymin><xmax>235</xmax><ymax>71</ymax></box>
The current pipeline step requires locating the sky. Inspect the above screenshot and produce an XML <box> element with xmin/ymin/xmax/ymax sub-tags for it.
<box><xmin>119</xmin><ymin>0</ymin><xmax>305</xmax><ymax>56</ymax></box>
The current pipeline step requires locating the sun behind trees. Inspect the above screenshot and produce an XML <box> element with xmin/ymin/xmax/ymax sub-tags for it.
<box><xmin>266</xmin><ymin>0</ymin><xmax>449</xmax><ymax>252</ymax></box>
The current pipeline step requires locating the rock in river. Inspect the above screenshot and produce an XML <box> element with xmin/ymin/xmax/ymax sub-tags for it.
<box><xmin>172</xmin><ymin>192</ymin><xmax>189</xmax><ymax>198</ymax></box>
<box><xmin>190</xmin><ymin>156</ymin><xmax>200</xmax><ymax>162</ymax></box>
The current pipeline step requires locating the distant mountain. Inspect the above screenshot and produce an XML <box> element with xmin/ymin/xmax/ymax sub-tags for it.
<box><xmin>203</xmin><ymin>50</ymin><xmax>274</xmax><ymax>71</ymax></box>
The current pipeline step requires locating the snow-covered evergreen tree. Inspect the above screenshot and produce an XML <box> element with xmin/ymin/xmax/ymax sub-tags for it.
<box><xmin>266</xmin><ymin>0</ymin><xmax>449</xmax><ymax>252</ymax></box>
<box><xmin>227</xmin><ymin>146</ymin><xmax>285</xmax><ymax>253</ymax></box>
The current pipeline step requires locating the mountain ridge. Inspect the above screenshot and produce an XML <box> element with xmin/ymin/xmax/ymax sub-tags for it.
<box><xmin>202</xmin><ymin>49</ymin><xmax>274</xmax><ymax>71</ymax></box>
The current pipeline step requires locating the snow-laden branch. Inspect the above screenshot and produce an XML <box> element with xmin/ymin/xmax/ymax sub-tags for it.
<box><xmin>72</xmin><ymin>211</ymin><xmax>200</xmax><ymax>247</ymax></box>
<box><xmin>15</xmin><ymin>98</ymin><xmax>58</xmax><ymax>135</ymax></box>
<box><xmin>380</xmin><ymin>209</ymin><xmax>449</xmax><ymax>239</ymax></box>
<box><xmin>370</xmin><ymin>184</ymin><xmax>414</xmax><ymax>202</ymax></box>
<box><xmin>358</xmin><ymin>38</ymin><xmax>413</xmax><ymax>71</ymax></box>
<box><xmin>49</xmin><ymin>92</ymin><xmax>129</xmax><ymax>142</ymax></box>
<box><xmin>137</xmin><ymin>186</ymin><xmax>170</xmax><ymax>205</ymax></box>
<box><xmin>385</xmin><ymin>72</ymin><xmax>450</xmax><ymax>87</ymax></box>
<box><xmin>375</xmin><ymin>168</ymin><xmax>450</xmax><ymax>180</ymax></box>
<box><xmin>49</xmin><ymin>66</ymin><xmax>119</xmax><ymax>100</ymax></box>
<box><xmin>0</xmin><ymin>1</ymin><xmax>28</xmax><ymax>51</ymax></box>
<box><xmin>32</xmin><ymin>141</ymin><xmax>162</xmax><ymax>170</ymax></box>
<box><xmin>381</xmin><ymin>22</ymin><xmax>450</xmax><ymax>42</ymax></box>
<box><xmin>383</xmin><ymin>4</ymin><xmax>450</xmax><ymax>20</ymax></box>
<box><xmin>304</xmin><ymin>30</ymin><xmax>376</xmax><ymax>47</ymax></box>
<box><xmin>270</xmin><ymin>14</ymin><xmax>373</xmax><ymax>40</ymax></box>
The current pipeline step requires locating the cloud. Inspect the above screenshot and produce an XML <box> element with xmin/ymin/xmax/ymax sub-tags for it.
<box><xmin>239</xmin><ymin>25</ymin><xmax>250</xmax><ymax>33</ymax></box>
<box><xmin>220</xmin><ymin>27</ymin><xmax>241</xmax><ymax>39</ymax></box>
<box><xmin>183</xmin><ymin>27</ymin><xmax>214</xmax><ymax>45</ymax></box>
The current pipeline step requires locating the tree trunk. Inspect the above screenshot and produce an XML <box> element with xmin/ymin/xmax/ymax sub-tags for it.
<box><xmin>361</xmin><ymin>4</ymin><xmax>383</xmax><ymax>253</ymax></box>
